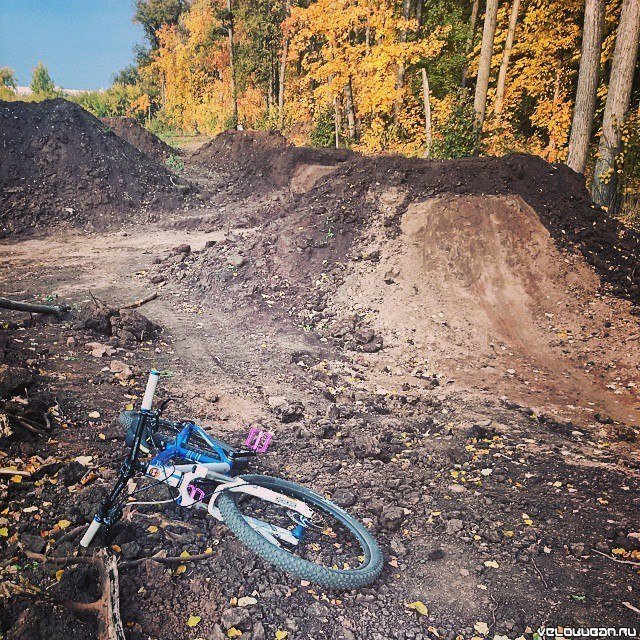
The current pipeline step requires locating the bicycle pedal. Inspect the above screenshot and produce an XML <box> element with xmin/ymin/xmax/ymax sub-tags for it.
<box><xmin>245</xmin><ymin>427</ymin><xmax>273</xmax><ymax>453</ymax></box>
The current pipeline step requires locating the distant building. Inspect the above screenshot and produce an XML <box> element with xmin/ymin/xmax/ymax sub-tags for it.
<box><xmin>14</xmin><ymin>86</ymin><xmax>102</xmax><ymax>97</ymax></box>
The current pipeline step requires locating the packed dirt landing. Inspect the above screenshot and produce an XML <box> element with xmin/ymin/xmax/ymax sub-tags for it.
<box><xmin>331</xmin><ymin>193</ymin><xmax>640</xmax><ymax>426</ymax></box>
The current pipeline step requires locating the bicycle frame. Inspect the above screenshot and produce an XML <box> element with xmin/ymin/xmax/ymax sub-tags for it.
<box><xmin>146</xmin><ymin>420</ymin><xmax>315</xmax><ymax>547</ymax></box>
<box><xmin>81</xmin><ymin>371</ymin><xmax>315</xmax><ymax>549</ymax></box>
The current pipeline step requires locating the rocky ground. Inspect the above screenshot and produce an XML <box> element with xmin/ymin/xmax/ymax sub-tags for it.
<box><xmin>0</xmin><ymin>121</ymin><xmax>639</xmax><ymax>640</ymax></box>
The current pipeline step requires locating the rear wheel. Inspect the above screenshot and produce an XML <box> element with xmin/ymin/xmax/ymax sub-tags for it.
<box><xmin>216</xmin><ymin>474</ymin><xmax>383</xmax><ymax>590</ymax></box>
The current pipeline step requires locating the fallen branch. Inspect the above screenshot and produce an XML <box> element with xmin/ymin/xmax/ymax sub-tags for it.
<box><xmin>52</xmin><ymin>525</ymin><xmax>87</xmax><ymax>547</ymax></box>
<box><xmin>531</xmin><ymin>557</ymin><xmax>549</xmax><ymax>588</ymax></box>
<box><xmin>0</xmin><ymin>296</ymin><xmax>67</xmax><ymax>316</ymax></box>
<box><xmin>25</xmin><ymin>549</ymin><xmax>125</xmax><ymax>640</ymax></box>
<box><xmin>622</xmin><ymin>601</ymin><xmax>640</xmax><ymax>616</ymax></box>
<box><xmin>120</xmin><ymin>292</ymin><xmax>158</xmax><ymax>310</ymax></box>
<box><xmin>120</xmin><ymin>550</ymin><xmax>214</xmax><ymax>569</ymax></box>
<box><xmin>5</xmin><ymin>410</ymin><xmax>51</xmax><ymax>434</ymax></box>
<box><xmin>25</xmin><ymin>548</ymin><xmax>215</xmax><ymax>569</ymax></box>
<box><xmin>0</xmin><ymin>468</ymin><xmax>31</xmax><ymax>477</ymax></box>
<box><xmin>591</xmin><ymin>549</ymin><xmax>640</xmax><ymax>567</ymax></box>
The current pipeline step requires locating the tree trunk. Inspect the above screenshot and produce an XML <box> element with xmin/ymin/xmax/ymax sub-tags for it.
<box><xmin>591</xmin><ymin>0</ymin><xmax>640</xmax><ymax>208</ymax></box>
<box><xmin>334</xmin><ymin>96</ymin><xmax>341</xmax><ymax>148</ymax></box>
<box><xmin>461</xmin><ymin>0</ymin><xmax>480</xmax><ymax>88</ymax></box>
<box><xmin>227</xmin><ymin>0</ymin><xmax>238</xmax><ymax>127</ymax></box>
<box><xmin>421</xmin><ymin>68</ymin><xmax>432</xmax><ymax>156</ymax></box>
<box><xmin>394</xmin><ymin>0</ymin><xmax>412</xmax><ymax>127</ymax></box>
<box><xmin>493</xmin><ymin>0</ymin><xmax>520</xmax><ymax>114</ymax></box>
<box><xmin>473</xmin><ymin>0</ymin><xmax>500</xmax><ymax>143</ymax></box>
<box><xmin>278</xmin><ymin>0</ymin><xmax>292</xmax><ymax>130</ymax></box>
<box><xmin>566</xmin><ymin>0</ymin><xmax>606</xmax><ymax>173</ymax></box>
<box><xmin>344</xmin><ymin>79</ymin><xmax>357</xmax><ymax>141</ymax></box>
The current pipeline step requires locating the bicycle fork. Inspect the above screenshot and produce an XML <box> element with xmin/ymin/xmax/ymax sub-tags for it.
<box><xmin>80</xmin><ymin>371</ymin><xmax>160</xmax><ymax>547</ymax></box>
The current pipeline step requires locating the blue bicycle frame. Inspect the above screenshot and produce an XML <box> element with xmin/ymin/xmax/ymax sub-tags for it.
<box><xmin>150</xmin><ymin>421</ymin><xmax>235</xmax><ymax>471</ymax></box>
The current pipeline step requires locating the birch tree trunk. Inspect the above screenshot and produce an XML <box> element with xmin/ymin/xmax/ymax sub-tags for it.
<box><xmin>566</xmin><ymin>0</ymin><xmax>606</xmax><ymax>173</ymax></box>
<box><xmin>334</xmin><ymin>96</ymin><xmax>342</xmax><ymax>148</ymax></box>
<box><xmin>344</xmin><ymin>80</ymin><xmax>357</xmax><ymax>141</ymax></box>
<box><xmin>461</xmin><ymin>0</ymin><xmax>480</xmax><ymax>88</ymax></box>
<box><xmin>493</xmin><ymin>0</ymin><xmax>520</xmax><ymax>114</ymax></box>
<box><xmin>227</xmin><ymin>0</ymin><xmax>238</xmax><ymax>127</ymax></box>
<box><xmin>473</xmin><ymin>0</ymin><xmax>500</xmax><ymax>141</ymax></box>
<box><xmin>278</xmin><ymin>0</ymin><xmax>292</xmax><ymax>131</ymax></box>
<box><xmin>591</xmin><ymin>0</ymin><xmax>640</xmax><ymax>208</ymax></box>
<box><xmin>421</xmin><ymin>68</ymin><xmax>432</xmax><ymax>156</ymax></box>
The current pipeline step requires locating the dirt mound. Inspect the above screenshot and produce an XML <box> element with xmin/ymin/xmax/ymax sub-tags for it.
<box><xmin>100</xmin><ymin>117</ymin><xmax>175</xmax><ymax>161</ymax></box>
<box><xmin>161</xmin><ymin>143</ymin><xmax>640</xmax><ymax>423</ymax></box>
<box><xmin>190</xmin><ymin>129</ymin><xmax>352</xmax><ymax>192</ymax></box>
<box><xmin>0</xmin><ymin>99</ymin><xmax>188</xmax><ymax>235</ymax></box>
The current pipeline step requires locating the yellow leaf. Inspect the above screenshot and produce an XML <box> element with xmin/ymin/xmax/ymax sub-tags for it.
<box><xmin>0</xmin><ymin>527</ymin><xmax>9</xmax><ymax>537</ymax></box>
<box><xmin>406</xmin><ymin>601</ymin><xmax>429</xmax><ymax>616</ymax></box>
<box><xmin>204</xmin><ymin>547</ymin><xmax>213</xmax><ymax>554</ymax></box>
<box><xmin>56</xmin><ymin>569</ymin><xmax>64</xmax><ymax>581</ymax></box>
<box><xmin>57</xmin><ymin>519</ymin><xmax>71</xmax><ymax>530</ymax></box>
<box><xmin>186</xmin><ymin>615</ymin><xmax>201</xmax><ymax>627</ymax></box>
<box><xmin>147</xmin><ymin>525</ymin><xmax>158</xmax><ymax>533</ymax></box>
<box><xmin>174</xmin><ymin>564</ymin><xmax>187</xmax><ymax>575</ymax></box>
<box><xmin>227</xmin><ymin>629</ymin><xmax>242</xmax><ymax>638</ymax></box>
<box><xmin>275</xmin><ymin>631</ymin><xmax>289</xmax><ymax>640</ymax></box>
<box><xmin>180</xmin><ymin>550</ymin><xmax>191</xmax><ymax>558</ymax></box>
<box><xmin>10</xmin><ymin>475</ymin><xmax>22</xmax><ymax>483</ymax></box>
<box><xmin>611</xmin><ymin>548</ymin><xmax>626</xmax><ymax>555</ymax></box>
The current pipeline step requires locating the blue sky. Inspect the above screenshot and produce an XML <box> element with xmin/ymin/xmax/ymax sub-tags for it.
<box><xmin>0</xmin><ymin>0</ymin><xmax>144</xmax><ymax>90</ymax></box>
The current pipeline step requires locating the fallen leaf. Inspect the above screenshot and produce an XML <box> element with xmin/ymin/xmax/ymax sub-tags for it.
<box><xmin>227</xmin><ymin>629</ymin><xmax>242</xmax><ymax>638</ymax></box>
<box><xmin>147</xmin><ymin>525</ymin><xmax>158</xmax><ymax>533</ymax></box>
<box><xmin>10</xmin><ymin>475</ymin><xmax>22</xmax><ymax>483</ymax></box>
<box><xmin>57</xmin><ymin>519</ymin><xmax>71</xmax><ymax>530</ymax></box>
<box><xmin>75</xmin><ymin>456</ymin><xmax>93</xmax><ymax>466</ymax></box>
<box><xmin>474</xmin><ymin>622</ymin><xmax>489</xmax><ymax>635</ymax></box>
<box><xmin>88</xmin><ymin>411</ymin><xmax>100</xmax><ymax>419</ymax></box>
<box><xmin>174</xmin><ymin>564</ymin><xmax>187</xmax><ymax>575</ymax></box>
<box><xmin>484</xmin><ymin>560</ymin><xmax>499</xmax><ymax>568</ymax></box>
<box><xmin>180</xmin><ymin>550</ymin><xmax>191</xmax><ymax>558</ymax></box>
<box><xmin>275</xmin><ymin>631</ymin><xmax>289</xmax><ymax>640</ymax></box>
<box><xmin>237</xmin><ymin>596</ymin><xmax>258</xmax><ymax>607</ymax></box>
<box><xmin>55</xmin><ymin>569</ymin><xmax>64</xmax><ymax>581</ymax></box>
<box><xmin>0</xmin><ymin>527</ymin><xmax>9</xmax><ymax>537</ymax></box>
<box><xmin>406</xmin><ymin>601</ymin><xmax>429</xmax><ymax>616</ymax></box>
<box><xmin>186</xmin><ymin>615</ymin><xmax>201</xmax><ymax>627</ymax></box>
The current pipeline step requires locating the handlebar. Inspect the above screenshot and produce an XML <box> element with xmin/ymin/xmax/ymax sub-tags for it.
<box><xmin>141</xmin><ymin>369</ymin><xmax>160</xmax><ymax>411</ymax></box>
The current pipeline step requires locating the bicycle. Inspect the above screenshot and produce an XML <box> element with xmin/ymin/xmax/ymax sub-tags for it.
<box><xmin>80</xmin><ymin>370</ymin><xmax>383</xmax><ymax>590</ymax></box>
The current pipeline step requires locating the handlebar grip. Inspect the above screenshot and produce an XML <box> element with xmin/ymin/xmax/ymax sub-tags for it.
<box><xmin>141</xmin><ymin>369</ymin><xmax>160</xmax><ymax>411</ymax></box>
<box><xmin>80</xmin><ymin>516</ymin><xmax>102</xmax><ymax>547</ymax></box>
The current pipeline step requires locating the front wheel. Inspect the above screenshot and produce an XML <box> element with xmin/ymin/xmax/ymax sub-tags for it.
<box><xmin>216</xmin><ymin>475</ymin><xmax>383</xmax><ymax>590</ymax></box>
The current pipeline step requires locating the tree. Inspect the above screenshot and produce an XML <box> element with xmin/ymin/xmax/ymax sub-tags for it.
<box><xmin>591</xmin><ymin>0</ymin><xmax>640</xmax><ymax>208</ymax></box>
<box><xmin>135</xmin><ymin>0</ymin><xmax>186</xmax><ymax>49</ymax></box>
<box><xmin>278</xmin><ymin>0</ymin><xmax>292</xmax><ymax>129</ymax></box>
<box><xmin>225</xmin><ymin>0</ymin><xmax>239</xmax><ymax>127</ymax></box>
<box><xmin>460</xmin><ymin>0</ymin><xmax>480</xmax><ymax>88</ymax></box>
<box><xmin>30</xmin><ymin>62</ymin><xmax>56</xmax><ymax>96</ymax></box>
<box><xmin>1</xmin><ymin>66</ymin><xmax>17</xmax><ymax>90</ymax></box>
<box><xmin>566</xmin><ymin>0</ymin><xmax>606</xmax><ymax>173</ymax></box>
<box><xmin>473</xmin><ymin>0</ymin><xmax>500</xmax><ymax>142</ymax></box>
<box><xmin>421</xmin><ymin>67</ymin><xmax>433</xmax><ymax>155</ymax></box>
<box><xmin>493</xmin><ymin>0</ymin><xmax>520</xmax><ymax>114</ymax></box>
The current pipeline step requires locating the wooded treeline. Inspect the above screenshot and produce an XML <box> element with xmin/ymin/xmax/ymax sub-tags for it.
<box><xmin>3</xmin><ymin>0</ymin><xmax>637</xmax><ymax>215</ymax></box>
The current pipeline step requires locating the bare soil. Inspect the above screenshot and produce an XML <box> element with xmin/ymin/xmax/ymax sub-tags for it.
<box><xmin>0</xmin><ymin>99</ymin><xmax>191</xmax><ymax>235</ymax></box>
<box><xmin>100</xmin><ymin>117</ymin><xmax>176</xmax><ymax>162</ymax></box>
<box><xmin>0</xmin><ymin>124</ymin><xmax>639</xmax><ymax>640</ymax></box>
